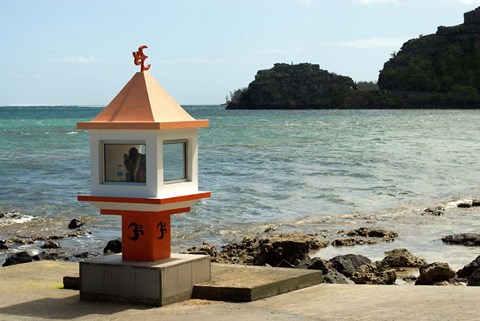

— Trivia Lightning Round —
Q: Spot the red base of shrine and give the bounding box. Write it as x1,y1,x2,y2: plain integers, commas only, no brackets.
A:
121,213,171,261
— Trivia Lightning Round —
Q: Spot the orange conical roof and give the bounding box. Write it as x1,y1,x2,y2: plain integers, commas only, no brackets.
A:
77,72,208,130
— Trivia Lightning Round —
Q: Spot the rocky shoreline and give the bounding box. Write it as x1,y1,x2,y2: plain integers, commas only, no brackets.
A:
185,228,480,286
1,198,480,287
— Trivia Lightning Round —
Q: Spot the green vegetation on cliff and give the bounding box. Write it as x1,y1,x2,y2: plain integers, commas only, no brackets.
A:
379,7,480,96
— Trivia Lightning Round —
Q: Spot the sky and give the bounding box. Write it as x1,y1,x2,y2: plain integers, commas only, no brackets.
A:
1,0,480,105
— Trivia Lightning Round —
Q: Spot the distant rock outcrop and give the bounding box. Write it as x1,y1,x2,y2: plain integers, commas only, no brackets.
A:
379,7,480,101
226,63,355,109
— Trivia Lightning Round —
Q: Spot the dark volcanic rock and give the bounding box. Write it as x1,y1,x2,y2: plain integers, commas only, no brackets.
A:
331,238,377,247
329,254,371,278
0,240,7,250
473,198,480,207
41,241,61,249
422,206,445,216
74,252,95,259
226,63,355,109
382,248,427,267
346,227,398,241
300,257,354,284
2,251,33,267
351,261,397,285
323,269,355,284
457,255,480,278
457,201,473,208
332,227,398,247
305,258,330,274
103,239,122,254
442,233,480,246
33,251,67,261
467,269,480,286
212,233,327,266
188,233,327,266
68,218,85,229
186,242,219,260
415,262,456,285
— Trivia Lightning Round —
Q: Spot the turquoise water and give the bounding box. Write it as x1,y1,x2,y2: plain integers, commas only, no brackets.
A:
1,106,480,268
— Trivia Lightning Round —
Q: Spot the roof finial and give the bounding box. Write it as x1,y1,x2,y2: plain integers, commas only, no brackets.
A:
133,45,151,72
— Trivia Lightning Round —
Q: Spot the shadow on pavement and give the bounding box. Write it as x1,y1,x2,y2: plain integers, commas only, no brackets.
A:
0,293,150,320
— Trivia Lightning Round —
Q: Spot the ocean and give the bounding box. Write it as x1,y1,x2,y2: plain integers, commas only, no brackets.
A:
1,106,479,269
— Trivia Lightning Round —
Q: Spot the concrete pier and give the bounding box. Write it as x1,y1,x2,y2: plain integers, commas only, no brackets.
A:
1,261,480,320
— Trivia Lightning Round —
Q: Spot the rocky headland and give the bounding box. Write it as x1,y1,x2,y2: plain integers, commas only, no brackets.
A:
226,7,480,110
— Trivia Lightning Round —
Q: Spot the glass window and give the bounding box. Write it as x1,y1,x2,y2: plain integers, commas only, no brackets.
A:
163,141,187,182
104,143,146,183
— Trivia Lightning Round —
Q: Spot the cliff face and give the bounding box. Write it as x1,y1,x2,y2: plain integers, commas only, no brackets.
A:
378,7,480,93
226,63,355,109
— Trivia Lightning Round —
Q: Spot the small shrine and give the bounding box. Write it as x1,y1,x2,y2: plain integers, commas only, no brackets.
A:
77,46,211,306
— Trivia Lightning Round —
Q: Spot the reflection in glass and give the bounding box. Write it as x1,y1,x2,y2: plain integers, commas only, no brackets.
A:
164,141,186,182
104,144,146,183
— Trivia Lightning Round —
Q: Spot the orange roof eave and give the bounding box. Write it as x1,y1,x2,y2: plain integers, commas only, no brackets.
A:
77,119,209,130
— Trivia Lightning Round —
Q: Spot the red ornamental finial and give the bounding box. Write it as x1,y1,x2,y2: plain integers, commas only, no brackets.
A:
133,45,151,72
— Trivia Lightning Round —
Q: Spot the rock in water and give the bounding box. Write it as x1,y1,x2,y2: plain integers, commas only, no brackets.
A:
329,254,371,278
351,262,397,285
442,233,480,246
33,251,67,261
103,239,122,254
68,218,84,229
41,241,61,249
346,227,398,240
382,248,427,267
422,206,445,216
415,262,456,285
226,63,355,109
2,251,33,267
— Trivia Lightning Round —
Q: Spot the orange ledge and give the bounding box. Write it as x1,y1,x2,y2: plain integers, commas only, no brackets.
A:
100,207,191,216
77,191,211,204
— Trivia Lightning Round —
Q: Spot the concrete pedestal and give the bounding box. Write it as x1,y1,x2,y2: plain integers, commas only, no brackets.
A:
79,253,210,306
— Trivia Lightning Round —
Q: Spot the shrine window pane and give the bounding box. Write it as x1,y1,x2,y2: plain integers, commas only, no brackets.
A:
104,143,146,183
163,141,187,182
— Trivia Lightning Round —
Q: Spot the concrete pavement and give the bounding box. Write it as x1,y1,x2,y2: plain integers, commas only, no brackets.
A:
0,261,479,320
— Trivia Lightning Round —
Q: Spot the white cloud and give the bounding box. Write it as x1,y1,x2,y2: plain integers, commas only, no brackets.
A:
50,56,97,63
325,37,406,48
